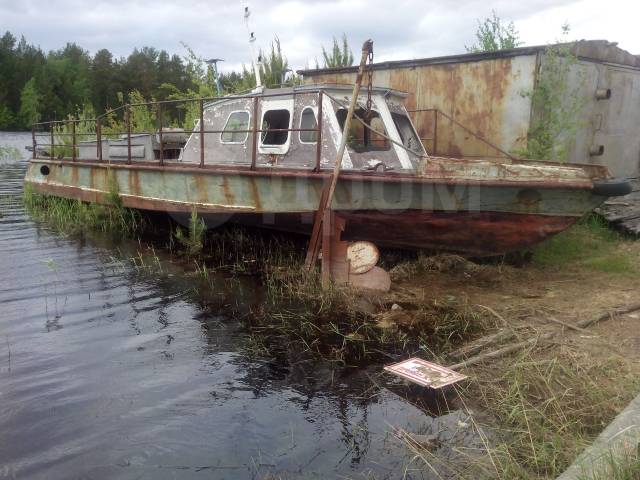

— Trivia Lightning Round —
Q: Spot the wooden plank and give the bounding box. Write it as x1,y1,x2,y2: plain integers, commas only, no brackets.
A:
598,178,640,235
304,40,374,273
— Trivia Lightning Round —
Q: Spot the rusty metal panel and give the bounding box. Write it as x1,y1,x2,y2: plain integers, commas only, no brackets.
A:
304,55,537,159
561,59,640,177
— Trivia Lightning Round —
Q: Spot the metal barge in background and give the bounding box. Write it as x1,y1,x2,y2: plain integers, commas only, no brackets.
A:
299,40,640,179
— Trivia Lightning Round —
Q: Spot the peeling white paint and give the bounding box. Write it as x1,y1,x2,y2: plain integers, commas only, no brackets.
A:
374,94,414,170
322,93,352,169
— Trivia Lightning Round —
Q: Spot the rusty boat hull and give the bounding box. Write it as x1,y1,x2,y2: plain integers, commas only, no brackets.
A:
24,156,620,256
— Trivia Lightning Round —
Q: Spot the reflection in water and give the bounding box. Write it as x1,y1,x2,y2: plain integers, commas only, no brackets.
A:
0,132,483,479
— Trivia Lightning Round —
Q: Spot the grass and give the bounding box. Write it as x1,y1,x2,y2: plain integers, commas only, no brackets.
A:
23,177,142,235
396,347,640,479
457,347,640,479
0,145,21,160
532,215,639,275
174,208,206,257
176,225,492,365
578,450,640,480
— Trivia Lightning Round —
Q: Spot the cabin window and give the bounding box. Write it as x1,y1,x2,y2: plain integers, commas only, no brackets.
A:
336,108,390,152
299,107,318,143
221,111,250,144
391,112,421,151
261,109,291,146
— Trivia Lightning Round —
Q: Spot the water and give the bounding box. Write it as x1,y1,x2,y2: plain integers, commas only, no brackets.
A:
0,132,479,479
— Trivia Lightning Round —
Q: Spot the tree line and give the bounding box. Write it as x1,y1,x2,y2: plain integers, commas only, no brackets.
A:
0,32,355,130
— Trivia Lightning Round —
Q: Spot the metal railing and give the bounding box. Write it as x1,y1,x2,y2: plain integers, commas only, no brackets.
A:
406,108,517,161
31,89,328,172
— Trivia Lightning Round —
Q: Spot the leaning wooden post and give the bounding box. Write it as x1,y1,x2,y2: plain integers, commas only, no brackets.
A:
304,39,373,281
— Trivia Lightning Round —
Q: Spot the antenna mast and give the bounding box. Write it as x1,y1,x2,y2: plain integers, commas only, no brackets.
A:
243,3,263,90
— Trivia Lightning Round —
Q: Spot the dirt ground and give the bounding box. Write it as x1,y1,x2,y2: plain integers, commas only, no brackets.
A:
372,242,640,478
388,260,640,373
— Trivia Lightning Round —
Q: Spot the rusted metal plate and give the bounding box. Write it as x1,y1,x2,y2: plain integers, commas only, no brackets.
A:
303,55,537,159
339,209,577,254
384,357,467,389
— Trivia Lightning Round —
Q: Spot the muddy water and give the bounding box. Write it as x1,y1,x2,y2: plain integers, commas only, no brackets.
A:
0,132,478,479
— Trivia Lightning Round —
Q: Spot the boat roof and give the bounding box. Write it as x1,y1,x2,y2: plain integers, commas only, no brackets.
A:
202,84,409,110
216,84,409,100
288,83,409,98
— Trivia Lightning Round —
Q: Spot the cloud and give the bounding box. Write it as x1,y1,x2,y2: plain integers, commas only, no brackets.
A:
1,0,638,74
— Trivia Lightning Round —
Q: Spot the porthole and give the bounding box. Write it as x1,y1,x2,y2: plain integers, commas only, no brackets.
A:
40,165,50,176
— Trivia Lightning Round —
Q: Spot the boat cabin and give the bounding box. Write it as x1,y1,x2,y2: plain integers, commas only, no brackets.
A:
78,85,425,172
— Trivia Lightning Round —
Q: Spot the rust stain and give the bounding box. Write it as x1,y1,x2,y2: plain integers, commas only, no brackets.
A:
194,175,208,203
440,58,514,157
448,144,463,157
221,176,235,205
26,156,599,255
249,177,262,211
128,170,141,196
340,210,576,255
71,165,78,186
89,167,97,190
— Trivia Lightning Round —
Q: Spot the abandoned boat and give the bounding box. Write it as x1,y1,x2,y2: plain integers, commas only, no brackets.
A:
24,80,631,287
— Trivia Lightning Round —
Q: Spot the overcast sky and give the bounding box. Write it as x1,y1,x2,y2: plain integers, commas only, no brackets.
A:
1,0,638,73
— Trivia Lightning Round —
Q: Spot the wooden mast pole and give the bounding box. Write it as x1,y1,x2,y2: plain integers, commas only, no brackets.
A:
304,39,373,276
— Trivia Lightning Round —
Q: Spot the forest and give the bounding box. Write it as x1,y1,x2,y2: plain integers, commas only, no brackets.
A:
0,31,353,130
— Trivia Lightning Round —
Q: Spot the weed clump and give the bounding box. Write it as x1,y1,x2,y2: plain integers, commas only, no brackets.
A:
23,179,141,235
183,226,489,364
0,145,21,160
174,209,206,257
